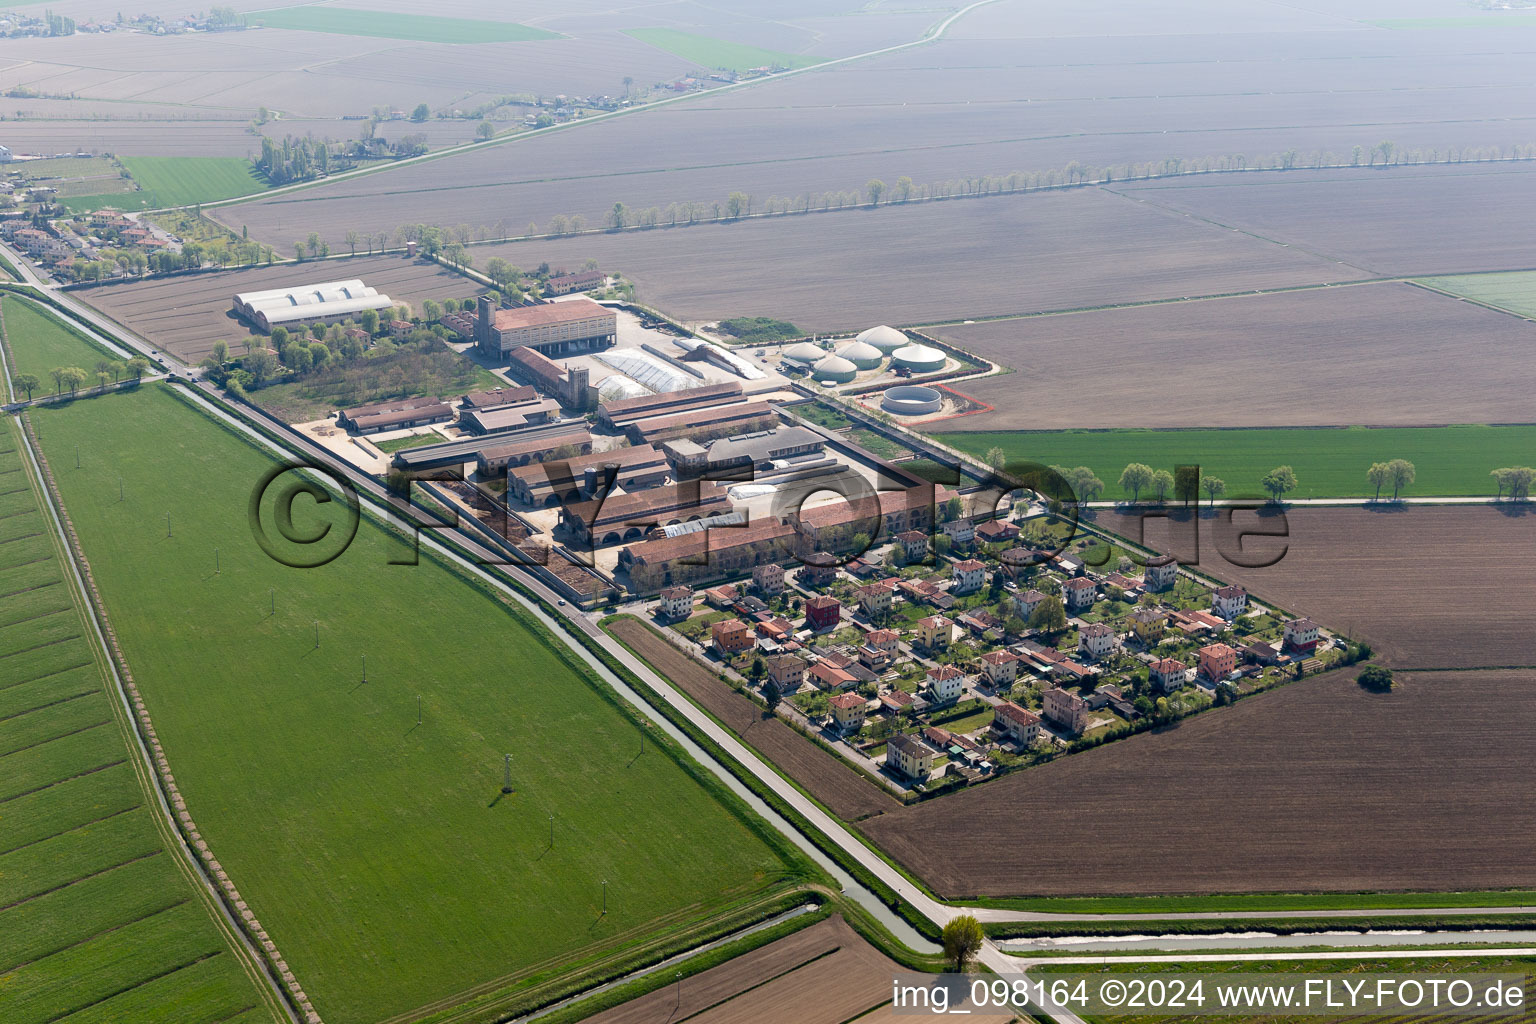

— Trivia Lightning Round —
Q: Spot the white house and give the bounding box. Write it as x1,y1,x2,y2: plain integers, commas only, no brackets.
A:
1042,687,1089,733
1145,556,1178,590
1077,622,1117,661
941,517,975,547
979,650,1020,688
1212,584,1248,620
926,664,965,703
885,733,937,782
950,558,987,595
1148,657,1188,693
656,586,692,621
1063,577,1096,611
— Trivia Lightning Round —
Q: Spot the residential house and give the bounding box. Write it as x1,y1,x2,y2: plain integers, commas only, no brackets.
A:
1062,577,1097,611
1243,640,1280,665
808,659,857,691
766,654,806,692
1042,687,1089,733
655,586,692,621
1077,622,1117,661
712,619,753,657
993,701,1041,745
885,733,937,782
926,664,965,703
950,558,987,595
879,689,916,714
859,628,900,671
979,650,1020,689
896,529,928,562
752,561,786,596
804,595,841,632
975,519,1019,545
829,692,867,732
755,617,793,644
704,584,739,609
1012,588,1047,621
1127,605,1166,644
1197,642,1238,682
856,578,897,618
1212,585,1248,620
1283,617,1321,655
1149,657,1188,693
916,615,953,650
1145,555,1179,590
941,517,975,547
797,563,838,588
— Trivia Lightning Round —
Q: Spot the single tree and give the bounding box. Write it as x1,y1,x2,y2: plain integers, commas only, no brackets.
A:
1357,665,1394,692
609,202,628,230
49,366,66,394
59,367,88,394
1028,596,1067,634
344,230,359,255
943,495,964,522
866,178,886,206
1149,469,1174,503
1261,465,1298,502
410,102,430,122
476,120,495,141
762,679,782,712
1387,458,1415,500
985,445,1007,470
1118,462,1154,502
210,340,229,366
1509,467,1535,501
126,356,150,380
1174,465,1200,507
1201,476,1225,508
942,915,983,972
14,373,39,400
1366,461,1388,501
1069,466,1104,505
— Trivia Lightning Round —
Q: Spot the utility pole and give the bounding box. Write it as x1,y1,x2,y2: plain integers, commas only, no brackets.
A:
548,813,554,847
215,548,220,574
74,445,79,469
314,621,320,648
417,694,422,725
602,880,607,914
166,511,171,538
269,588,275,616
501,753,512,794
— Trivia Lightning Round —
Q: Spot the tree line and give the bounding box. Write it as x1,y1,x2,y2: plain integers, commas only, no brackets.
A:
12,357,150,401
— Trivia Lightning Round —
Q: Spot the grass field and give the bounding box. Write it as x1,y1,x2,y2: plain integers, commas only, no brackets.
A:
26,384,803,1024
936,424,1536,500
2,295,123,398
0,417,280,1024
625,28,815,72
1417,271,1536,319
254,7,561,43
117,157,271,209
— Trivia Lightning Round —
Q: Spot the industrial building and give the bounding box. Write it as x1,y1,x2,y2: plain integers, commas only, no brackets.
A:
459,399,561,435
627,401,778,445
595,381,744,431
661,426,825,477
233,280,396,332
474,424,593,473
560,483,733,546
505,345,599,413
473,296,616,358
505,444,671,507
337,396,452,435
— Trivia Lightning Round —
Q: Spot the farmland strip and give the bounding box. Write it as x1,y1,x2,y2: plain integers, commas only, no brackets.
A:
0,719,113,761
41,950,223,1024
0,896,189,975
0,530,45,545
0,555,60,575
0,848,160,912
0,800,139,857
0,660,95,693
0,688,96,724
0,633,85,663
0,506,38,520
0,605,70,630
0,579,62,600
0,757,128,804
674,947,842,1024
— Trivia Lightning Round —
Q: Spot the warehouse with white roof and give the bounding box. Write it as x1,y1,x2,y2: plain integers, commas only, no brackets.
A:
233,279,396,332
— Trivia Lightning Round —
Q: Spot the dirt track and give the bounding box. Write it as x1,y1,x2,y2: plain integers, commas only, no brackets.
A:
607,618,897,822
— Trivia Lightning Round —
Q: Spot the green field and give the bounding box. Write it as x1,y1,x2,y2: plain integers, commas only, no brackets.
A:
625,28,816,72
1417,271,1536,319
117,157,272,209
936,424,1536,500
27,385,802,1024
2,294,123,398
254,6,561,43
0,417,281,1024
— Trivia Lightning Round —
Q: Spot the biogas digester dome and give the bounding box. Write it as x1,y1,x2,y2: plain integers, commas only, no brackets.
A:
856,325,907,353
781,341,825,364
835,340,884,369
812,353,858,383
891,343,946,373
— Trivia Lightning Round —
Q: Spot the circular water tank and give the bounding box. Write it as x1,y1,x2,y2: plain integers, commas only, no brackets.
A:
835,340,883,369
891,343,946,374
811,354,857,383
782,341,824,364
881,384,944,417
857,325,907,353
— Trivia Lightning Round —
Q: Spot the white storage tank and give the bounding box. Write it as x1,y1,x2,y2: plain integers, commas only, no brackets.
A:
811,353,858,383
835,339,883,370
856,325,907,353
891,343,946,374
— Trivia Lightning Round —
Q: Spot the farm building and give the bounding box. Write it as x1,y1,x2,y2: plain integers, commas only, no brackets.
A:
474,296,616,358
506,443,670,506
337,396,452,435
459,399,561,435
595,381,743,430
234,279,395,332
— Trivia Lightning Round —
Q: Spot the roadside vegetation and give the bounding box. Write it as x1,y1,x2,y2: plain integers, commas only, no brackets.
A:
942,425,1536,499
27,385,811,1024
1,294,128,396
0,417,280,1024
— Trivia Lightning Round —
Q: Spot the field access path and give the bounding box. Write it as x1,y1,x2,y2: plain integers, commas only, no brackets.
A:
12,270,1536,1024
